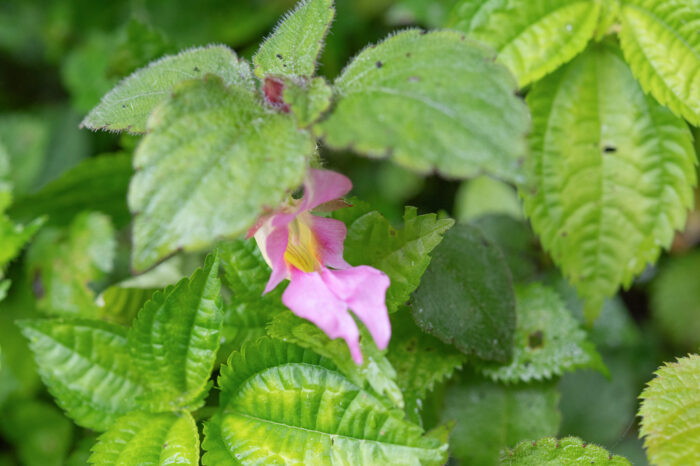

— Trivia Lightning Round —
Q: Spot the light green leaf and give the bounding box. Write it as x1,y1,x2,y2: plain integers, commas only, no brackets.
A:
454,175,523,222
316,29,529,183
442,371,560,466
203,338,448,465
619,0,700,125
501,436,631,465
128,76,313,271
0,194,43,271
9,152,132,229
639,354,700,466
521,42,696,322
89,411,199,466
447,0,601,87
267,310,404,408
26,212,115,317
0,114,50,195
650,251,700,350
97,286,158,327
386,310,465,422
475,283,607,382
19,318,146,431
339,207,454,312
81,45,255,134
253,0,335,78
129,254,222,411
411,223,516,362
283,76,333,127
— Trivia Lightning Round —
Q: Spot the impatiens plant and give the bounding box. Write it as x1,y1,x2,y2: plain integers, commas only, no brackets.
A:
0,0,699,464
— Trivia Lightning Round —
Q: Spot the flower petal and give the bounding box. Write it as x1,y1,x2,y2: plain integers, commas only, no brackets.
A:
321,266,391,350
282,269,363,364
256,224,291,294
310,216,351,269
300,169,352,212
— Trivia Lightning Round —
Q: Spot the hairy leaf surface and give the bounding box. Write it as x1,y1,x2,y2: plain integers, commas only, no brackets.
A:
204,338,448,465
129,254,222,410
316,29,529,183
128,76,313,271
89,412,199,465
20,319,146,431
639,354,700,466
521,42,696,321
502,437,631,465
619,0,700,125
81,45,254,133
475,284,607,382
447,0,601,87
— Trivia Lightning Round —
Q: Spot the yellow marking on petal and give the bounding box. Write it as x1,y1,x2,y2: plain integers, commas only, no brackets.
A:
284,213,321,272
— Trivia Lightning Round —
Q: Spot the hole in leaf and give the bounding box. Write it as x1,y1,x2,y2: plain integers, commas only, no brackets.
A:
603,145,617,153
32,269,45,298
528,330,544,349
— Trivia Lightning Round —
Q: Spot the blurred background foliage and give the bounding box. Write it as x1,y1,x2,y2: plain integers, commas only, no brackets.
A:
0,1,697,465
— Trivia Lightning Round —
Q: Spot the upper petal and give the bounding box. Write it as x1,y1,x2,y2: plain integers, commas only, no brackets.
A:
321,266,391,350
282,268,363,364
300,169,353,212
310,215,351,270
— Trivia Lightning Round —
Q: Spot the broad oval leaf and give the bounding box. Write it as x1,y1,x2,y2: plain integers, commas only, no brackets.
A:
203,338,447,465
475,283,607,383
619,0,700,125
447,0,601,87
639,354,700,466
19,318,146,431
128,76,314,271
253,0,335,78
521,42,696,321
502,436,631,465
81,45,254,133
89,411,199,466
411,223,516,362
316,29,530,183
129,254,223,410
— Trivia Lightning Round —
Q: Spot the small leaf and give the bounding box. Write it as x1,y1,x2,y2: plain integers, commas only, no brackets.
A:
339,206,454,312
521,42,696,322
267,310,404,408
9,152,132,229
19,318,146,431
204,338,447,465
129,253,223,411
26,212,115,317
89,411,199,466
639,354,700,466
0,113,50,195
81,45,255,134
619,0,700,125
253,0,335,78
128,76,314,271
411,223,516,362
283,76,333,127
316,29,529,183
0,195,43,271
502,436,631,465
475,283,607,382
447,0,601,87
442,371,560,466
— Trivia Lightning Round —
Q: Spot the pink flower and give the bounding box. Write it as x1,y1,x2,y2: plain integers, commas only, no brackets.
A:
249,169,390,364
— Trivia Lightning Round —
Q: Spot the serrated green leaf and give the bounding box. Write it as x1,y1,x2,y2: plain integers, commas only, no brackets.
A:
639,354,700,466
650,251,700,350
475,283,607,382
442,371,560,466
267,310,404,408
386,310,465,422
501,436,631,465
283,76,333,127
253,0,335,78
0,195,43,271
129,254,222,411
447,0,601,87
89,411,199,466
204,337,448,465
81,45,255,134
19,318,146,431
454,175,523,222
9,152,132,229
521,42,696,322
97,286,158,327
26,212,115,317
619,0,700,125
316,29,529,183
339,207,454,313
128,76,313,271
411,223,516,362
